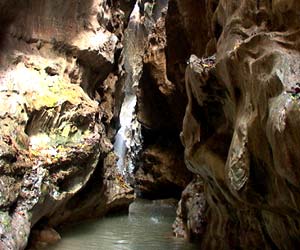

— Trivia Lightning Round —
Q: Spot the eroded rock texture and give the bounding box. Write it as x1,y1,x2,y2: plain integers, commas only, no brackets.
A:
174,0,300,249
0,1,135,249
135,0,192,198
1,0,300,249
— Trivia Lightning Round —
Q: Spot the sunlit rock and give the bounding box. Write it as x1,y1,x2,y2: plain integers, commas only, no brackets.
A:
0,0,135,249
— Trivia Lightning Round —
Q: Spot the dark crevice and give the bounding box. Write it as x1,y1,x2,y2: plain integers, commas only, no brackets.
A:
214,21,223,40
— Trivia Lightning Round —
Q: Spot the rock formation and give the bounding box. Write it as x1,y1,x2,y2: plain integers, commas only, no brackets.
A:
1,0,300,249
0,1,135,249
172,0,300,249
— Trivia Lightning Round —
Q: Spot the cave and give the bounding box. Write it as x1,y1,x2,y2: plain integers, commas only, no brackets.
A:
1,0,300,249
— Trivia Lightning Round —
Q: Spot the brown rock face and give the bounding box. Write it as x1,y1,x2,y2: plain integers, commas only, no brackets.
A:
0,1,135,249
173,176,207,240
134,1,193,198
1,0,300,249
135,141,191,199
174,0,300,249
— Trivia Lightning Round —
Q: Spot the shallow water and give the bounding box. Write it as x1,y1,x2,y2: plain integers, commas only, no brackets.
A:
46,199,198,250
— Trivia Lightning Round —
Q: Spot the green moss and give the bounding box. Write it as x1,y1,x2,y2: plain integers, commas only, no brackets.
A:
40,183,48,196
26,77,84,109
0,211,12,231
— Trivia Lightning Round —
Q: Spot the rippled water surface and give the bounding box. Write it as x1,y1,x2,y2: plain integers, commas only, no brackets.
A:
47,199,198,250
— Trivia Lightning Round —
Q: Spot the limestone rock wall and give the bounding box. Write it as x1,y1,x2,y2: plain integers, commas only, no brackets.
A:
174,0,300,249
0,1,135,249
1,0,300,249
135,0,193,198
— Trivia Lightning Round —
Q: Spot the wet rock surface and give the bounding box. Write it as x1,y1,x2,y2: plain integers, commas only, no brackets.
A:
0,1,135,249
135,0,192,199
1,0,300,249
172,177,207,240
28,227,61,249
135,141,192,199
173,0,300,249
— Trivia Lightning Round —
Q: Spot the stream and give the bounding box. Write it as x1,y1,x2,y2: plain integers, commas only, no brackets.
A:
46,199,198,250
46,2,194,250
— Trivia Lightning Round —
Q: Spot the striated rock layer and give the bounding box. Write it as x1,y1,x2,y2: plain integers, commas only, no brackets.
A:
1,0,300,249
0,1,135,249
172,0,300,249
135,0,192,198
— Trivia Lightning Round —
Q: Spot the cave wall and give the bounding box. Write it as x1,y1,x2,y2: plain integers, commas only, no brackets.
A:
0,1,136,249
173,0,300,249
1,0,300,249
135,7,193,198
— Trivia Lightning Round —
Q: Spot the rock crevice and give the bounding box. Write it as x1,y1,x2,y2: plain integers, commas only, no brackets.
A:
1,0,300,249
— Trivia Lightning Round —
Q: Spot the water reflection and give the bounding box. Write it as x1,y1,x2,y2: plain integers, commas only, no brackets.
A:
46,199,198,250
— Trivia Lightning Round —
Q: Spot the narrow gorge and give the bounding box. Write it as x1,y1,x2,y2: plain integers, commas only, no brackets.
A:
0,0,300,249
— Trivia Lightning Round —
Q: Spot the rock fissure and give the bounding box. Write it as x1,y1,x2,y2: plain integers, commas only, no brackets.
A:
1,0,300,249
